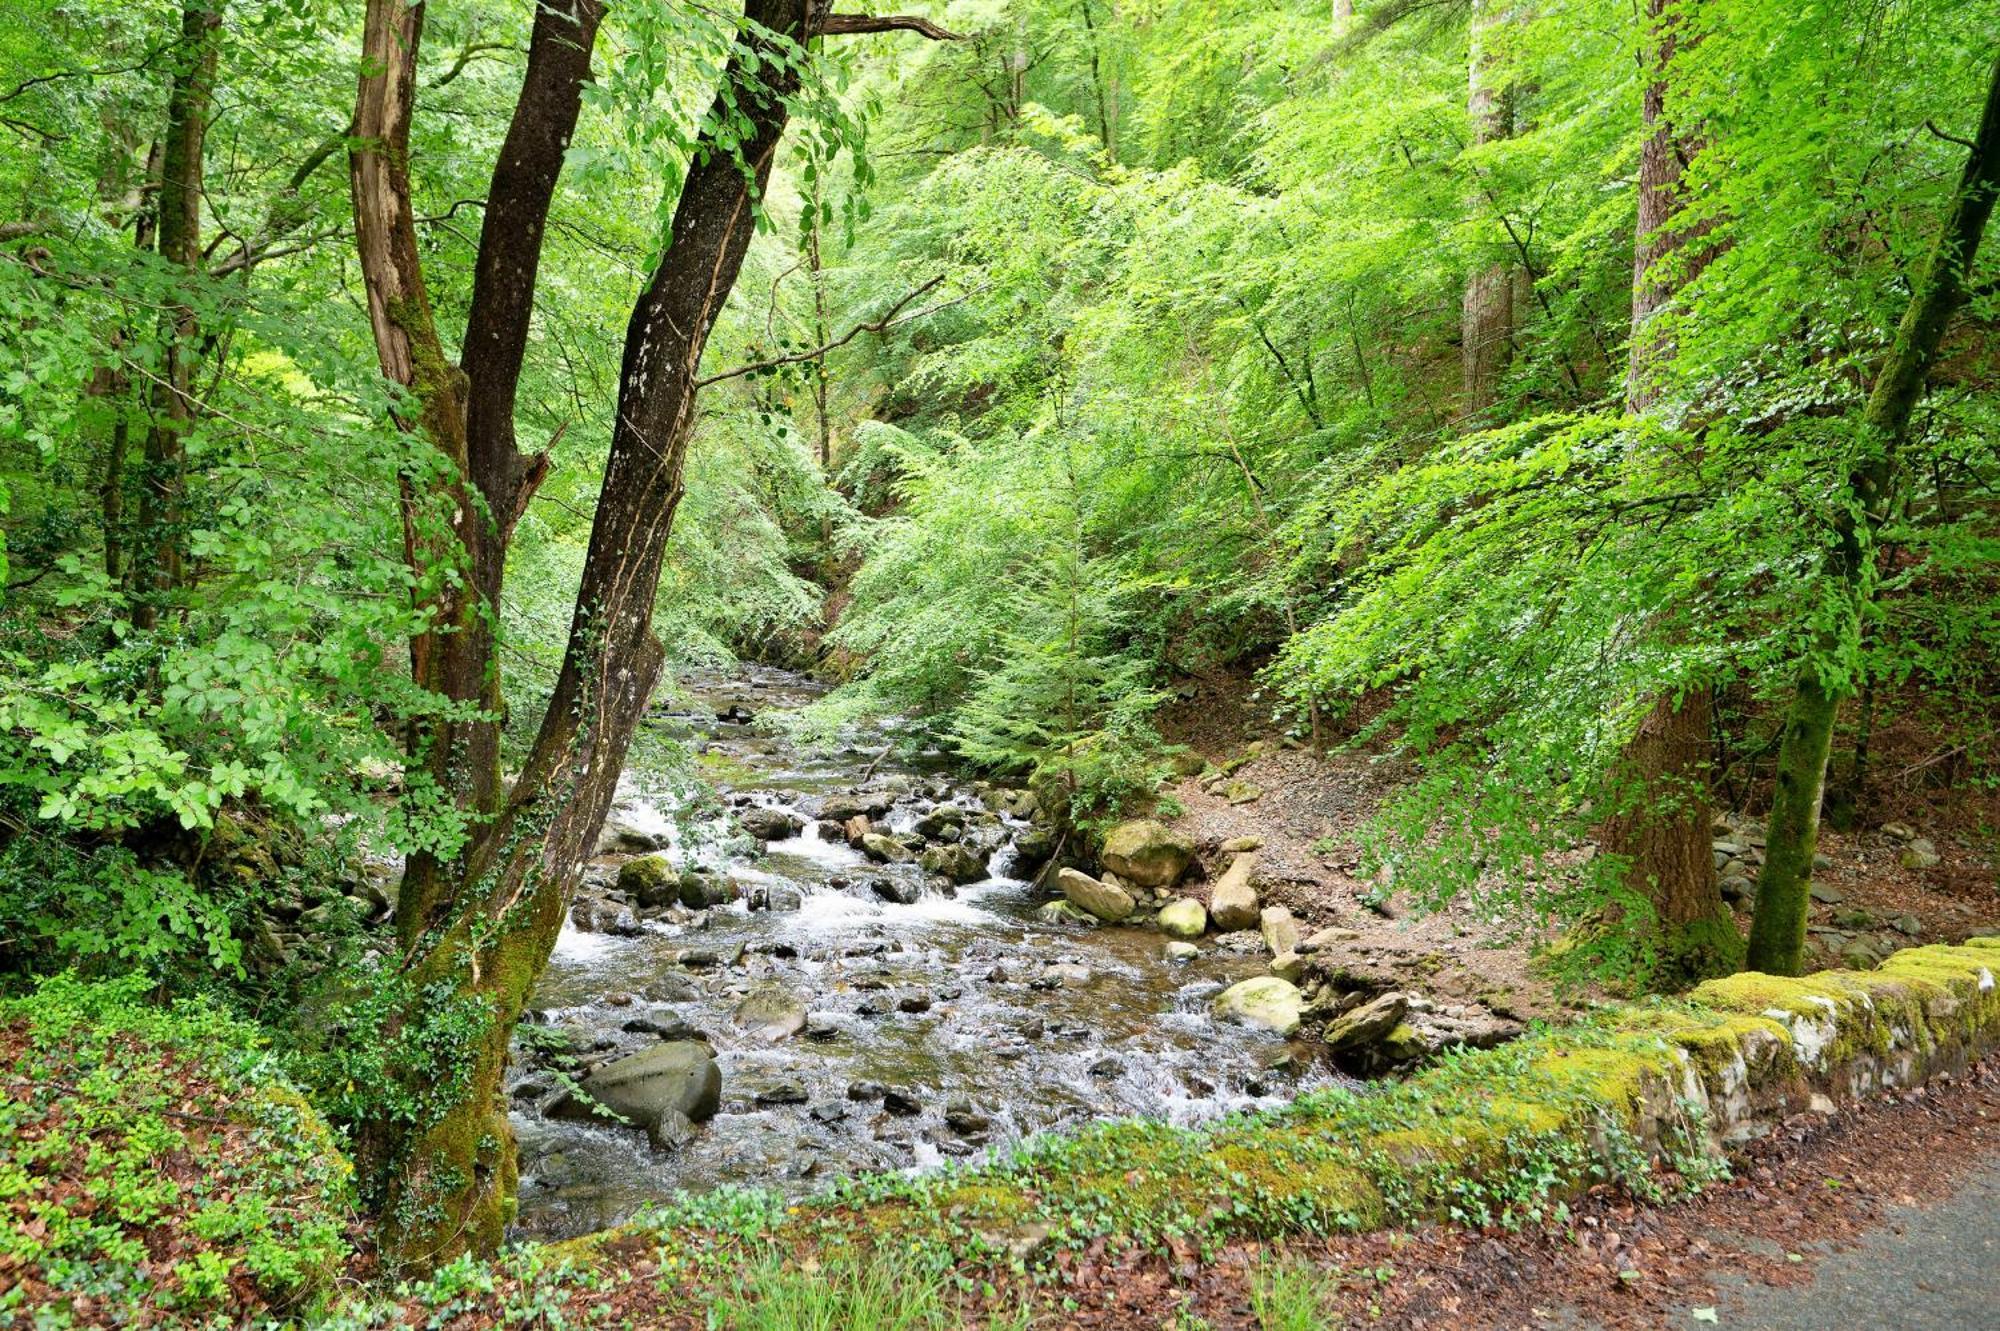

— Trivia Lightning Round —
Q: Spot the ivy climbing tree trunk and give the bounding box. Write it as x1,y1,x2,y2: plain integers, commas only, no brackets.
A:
1599,0,1733,986
345,0,954,1268
1747,56,2000,976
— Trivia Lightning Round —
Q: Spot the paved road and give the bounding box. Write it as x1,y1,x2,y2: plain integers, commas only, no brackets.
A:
1699,1154,2000,1330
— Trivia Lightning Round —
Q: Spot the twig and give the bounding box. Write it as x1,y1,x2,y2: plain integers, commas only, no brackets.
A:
695,275,949,386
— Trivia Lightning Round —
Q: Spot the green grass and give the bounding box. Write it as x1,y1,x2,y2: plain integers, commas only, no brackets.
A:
1249,1254,1340,1331
707,1251,1036,1330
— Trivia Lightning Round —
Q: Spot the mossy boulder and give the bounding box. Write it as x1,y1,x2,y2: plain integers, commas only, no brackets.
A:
549,1041,721,1130
1208,852,1260,931
1212,976,1304,1035
1157,897,1207,939
1099,820,1194,888
921,843,989,884
617,853,679,906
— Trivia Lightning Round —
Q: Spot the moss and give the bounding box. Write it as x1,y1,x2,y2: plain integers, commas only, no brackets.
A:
1692,972,1854,1021
1526,1041,1673,1112
1656,1014,1794,1081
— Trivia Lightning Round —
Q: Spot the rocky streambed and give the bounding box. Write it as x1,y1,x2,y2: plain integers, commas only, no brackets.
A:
506,666,1354,1240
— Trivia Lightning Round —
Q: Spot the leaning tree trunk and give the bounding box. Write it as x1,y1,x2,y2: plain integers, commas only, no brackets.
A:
130,0,220,628
1747,56,2000,976
1598,0,1734,987
350,0,858,1268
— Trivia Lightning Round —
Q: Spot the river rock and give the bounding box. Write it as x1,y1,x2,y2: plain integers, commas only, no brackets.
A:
860,832,915,864
1322,991,1408,1054
870,876,921,905
621,1014,700,1041
1011,824,1057,871
679,871,738,910
1297,926,1360,952
739,806,804,841
1260,905,1301,957
755,1081,809,1106
1035,899,1100,927
1211,976,1303,1035
1269,950,1307,983
1157,897,1207,939
598,814,665,854
1163,940,1199,963
920,843,988,884
732,983,808,1043
1058,867,1134,922
647,1107,699,1152
823,792,893,821
916,805,968,839
548,1041,720,1128
617,853,678,905
882,1088,924,1117
1208,852,1260,931
1100,820,1194,887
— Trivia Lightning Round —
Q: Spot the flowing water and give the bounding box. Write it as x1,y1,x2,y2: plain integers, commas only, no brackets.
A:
509,665,1345,1240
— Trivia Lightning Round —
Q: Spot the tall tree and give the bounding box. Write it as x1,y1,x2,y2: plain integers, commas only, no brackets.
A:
130,0,221,627
1747,55,2000,976
1598,0,1733,984
1460,0,1516,415
346,0,953,1266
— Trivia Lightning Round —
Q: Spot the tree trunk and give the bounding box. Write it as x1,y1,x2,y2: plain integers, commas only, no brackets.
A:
131,0,220,628
348,0,871,1268
1461,0,1516,415
1599,0,1733,986
1748,56,2000,976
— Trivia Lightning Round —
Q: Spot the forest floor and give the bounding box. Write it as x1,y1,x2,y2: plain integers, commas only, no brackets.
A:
1152,669,2000,1027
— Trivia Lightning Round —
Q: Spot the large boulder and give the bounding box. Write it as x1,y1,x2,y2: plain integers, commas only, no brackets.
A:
1099,820,1194,888
678,870,738,910
1322,991,1409,1054
1211,976,1303,1036
822,792,893,821
732,983,808,1043
597,813,665,854
739,806,804,842
548,1041,720,1128
617,853,678,907
1058,867,1134,922
920,843,988,885
1157,897,1207,939
1208,852,1261,931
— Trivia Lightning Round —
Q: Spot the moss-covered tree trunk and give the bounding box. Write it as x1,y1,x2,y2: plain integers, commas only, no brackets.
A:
1747,56,2000,975
1601,0,1734,986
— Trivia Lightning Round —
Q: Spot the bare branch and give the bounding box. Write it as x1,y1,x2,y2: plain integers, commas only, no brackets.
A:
696,275,949,386
820,13,964,40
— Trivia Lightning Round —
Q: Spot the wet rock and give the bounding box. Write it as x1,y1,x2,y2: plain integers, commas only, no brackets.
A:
896,990,934,1014
732,983,808,1043
1211,976,1304,1036
856,994,894,1017
679,871,739,910
676,948,722,969
1260,905,1301,957
1208,853,1261,931
643,974,700,1003
597,814,665,854
1100,820,1194,888
621,1015,701,1041
1034,900,1099,927
746,884,804,912
944,1099,991,1135
870,876,922,905
1322,991,1408,1054
1058,867,1134,922
860,832,915,864
804,1014,843,1041
915,805,968,839
846,1080,888,1101
881,1088,923,1117
1010,824,1057,870
717,703,755,724
1157,897,1207,939
810,1101,849,1124
843,815,874,848
920,843,988,884
755,1081,809,1106
1087,1056,1121,1079
1163,940,1200,963
648,1107,699,1153
822,792,893,821
548,1041,720,1128
739,806,804,841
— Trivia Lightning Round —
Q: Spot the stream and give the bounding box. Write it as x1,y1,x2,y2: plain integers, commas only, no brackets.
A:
508,665,1345,1240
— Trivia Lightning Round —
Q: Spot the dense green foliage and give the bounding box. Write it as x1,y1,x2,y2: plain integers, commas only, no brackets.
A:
0,973,353,1323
